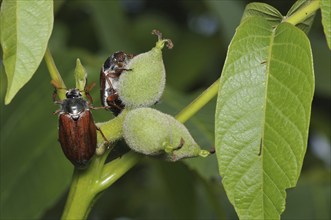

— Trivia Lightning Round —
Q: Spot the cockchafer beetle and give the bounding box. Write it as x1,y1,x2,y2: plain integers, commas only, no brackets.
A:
53,85,107,169
100,51,134,116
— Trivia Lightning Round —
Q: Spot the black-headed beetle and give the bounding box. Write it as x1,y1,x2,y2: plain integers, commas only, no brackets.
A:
54,88,105,169
100,51,133,116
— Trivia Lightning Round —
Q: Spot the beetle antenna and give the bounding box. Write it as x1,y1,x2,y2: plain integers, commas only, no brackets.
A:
82,82,96,104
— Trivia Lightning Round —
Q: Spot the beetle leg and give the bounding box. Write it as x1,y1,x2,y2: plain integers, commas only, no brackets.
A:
52,90,63,105
53,109,61,115
106,71,120,78
96,126,109,143
51,82,64,116
104,74,115,88
90,105,108,110
52,89,58,102
51,79,67,103
106,94,123,110
119,68,132,72
106,68,132,78
84,92,93,104
107,102,123,111
85,82,96,93
82,82,96,104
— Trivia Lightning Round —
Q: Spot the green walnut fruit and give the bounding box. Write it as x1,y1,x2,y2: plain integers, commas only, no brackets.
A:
118,30,173,109
123,107,211,161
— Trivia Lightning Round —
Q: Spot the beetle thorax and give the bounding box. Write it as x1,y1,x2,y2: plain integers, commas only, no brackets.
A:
61,98,88,120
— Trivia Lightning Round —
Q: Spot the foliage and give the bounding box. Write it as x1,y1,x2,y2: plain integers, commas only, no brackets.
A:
216,16,314,220
0,0,53,104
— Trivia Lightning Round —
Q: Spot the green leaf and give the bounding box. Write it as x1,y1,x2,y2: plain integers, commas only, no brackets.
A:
286,0,316,34
215,17,314,219
241,3,283,26
321,0,331,49
0,0,53,104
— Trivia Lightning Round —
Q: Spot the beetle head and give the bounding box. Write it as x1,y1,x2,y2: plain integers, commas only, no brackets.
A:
66,89,82,99
103,51,132,72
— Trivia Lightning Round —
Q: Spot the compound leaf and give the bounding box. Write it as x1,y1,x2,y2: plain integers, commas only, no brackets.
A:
215,17,314,219
321,0,331,49
0,0,53,104
241,3,283,26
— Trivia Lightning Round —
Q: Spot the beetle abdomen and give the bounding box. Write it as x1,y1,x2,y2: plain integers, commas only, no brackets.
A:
59,110,96,169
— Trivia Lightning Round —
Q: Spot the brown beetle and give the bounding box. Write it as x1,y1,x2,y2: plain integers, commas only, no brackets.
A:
100,51,134,116
54,88,105,169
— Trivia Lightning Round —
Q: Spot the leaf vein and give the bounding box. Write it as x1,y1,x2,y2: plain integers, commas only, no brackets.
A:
271,57,311,91
264,146,291,184
265,122,298,171
263,170,284,212
233,160,257,190
269,73,307,120
266,99,304,144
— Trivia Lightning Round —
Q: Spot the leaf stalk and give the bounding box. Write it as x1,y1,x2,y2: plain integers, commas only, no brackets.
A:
283,0,320,25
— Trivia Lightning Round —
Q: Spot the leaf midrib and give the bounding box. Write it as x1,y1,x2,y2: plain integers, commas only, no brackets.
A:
261,22,276,218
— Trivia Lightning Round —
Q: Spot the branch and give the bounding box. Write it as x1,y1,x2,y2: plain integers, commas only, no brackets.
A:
44,48,66,99
176,78,220,123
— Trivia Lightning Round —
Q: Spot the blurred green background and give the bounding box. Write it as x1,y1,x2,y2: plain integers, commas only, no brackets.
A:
1,0,330,219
